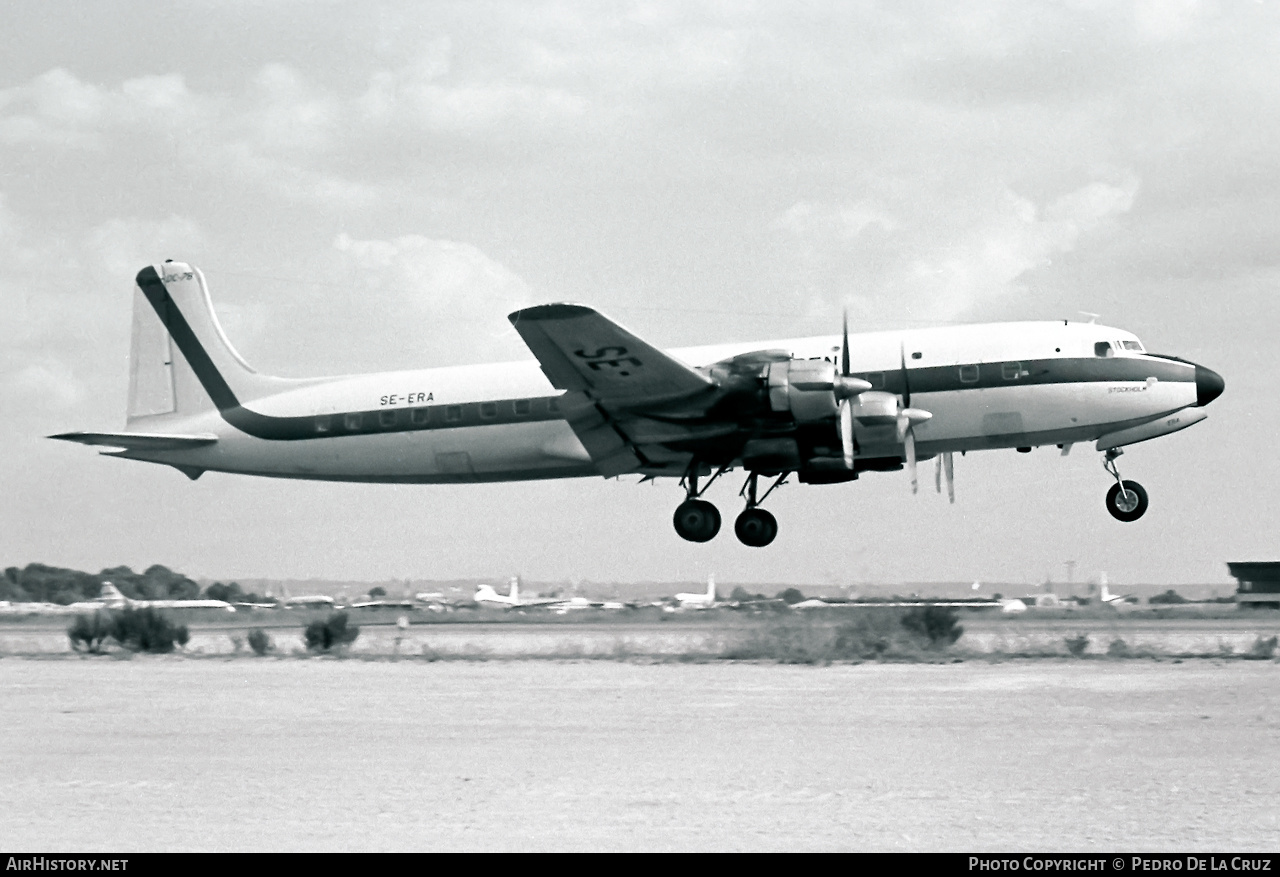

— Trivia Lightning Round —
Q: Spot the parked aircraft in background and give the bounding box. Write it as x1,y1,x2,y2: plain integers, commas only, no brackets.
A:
674,575,719,609
1098,578,1137,606
52,262,1224,546
474,577,565,609
281,595,335,609
72,582,235,613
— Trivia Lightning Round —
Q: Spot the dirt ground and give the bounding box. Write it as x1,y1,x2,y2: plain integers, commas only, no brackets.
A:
2,659,1277,851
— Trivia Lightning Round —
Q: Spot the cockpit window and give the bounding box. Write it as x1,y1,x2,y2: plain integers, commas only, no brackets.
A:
1121,340,1143,351
1094,341,1113,358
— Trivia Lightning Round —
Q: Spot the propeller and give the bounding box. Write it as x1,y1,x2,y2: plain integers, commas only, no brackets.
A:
834,310,871,469
895,343,933,493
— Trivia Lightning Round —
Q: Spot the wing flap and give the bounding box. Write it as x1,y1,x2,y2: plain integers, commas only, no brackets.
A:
49,431,218,451
556,393,645,477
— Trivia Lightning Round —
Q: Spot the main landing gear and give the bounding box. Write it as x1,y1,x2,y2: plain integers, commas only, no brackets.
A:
673,466,724,543
672,468,787,547
1102,448,1148,522
734,471,784,547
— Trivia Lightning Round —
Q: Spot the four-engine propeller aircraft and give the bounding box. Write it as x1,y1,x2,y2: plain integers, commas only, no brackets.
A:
52,262,1224,546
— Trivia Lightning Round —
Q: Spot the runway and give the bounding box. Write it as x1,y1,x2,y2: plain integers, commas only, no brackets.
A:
2,659,1277,851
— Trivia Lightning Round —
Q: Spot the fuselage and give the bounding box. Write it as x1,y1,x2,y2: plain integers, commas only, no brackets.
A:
111,319,1215,483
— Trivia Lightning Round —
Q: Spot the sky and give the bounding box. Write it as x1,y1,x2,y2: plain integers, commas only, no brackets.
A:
2,0,1275,587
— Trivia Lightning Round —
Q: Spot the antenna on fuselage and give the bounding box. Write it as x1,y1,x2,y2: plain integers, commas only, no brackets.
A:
1078,311,1100,324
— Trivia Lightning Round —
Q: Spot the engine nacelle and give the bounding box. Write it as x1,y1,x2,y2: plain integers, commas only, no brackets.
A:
766,359,839,422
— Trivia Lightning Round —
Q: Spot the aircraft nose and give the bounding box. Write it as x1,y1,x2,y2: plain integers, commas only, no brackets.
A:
1194,364,1225,407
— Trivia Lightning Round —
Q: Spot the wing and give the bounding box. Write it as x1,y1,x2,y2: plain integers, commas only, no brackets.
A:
510,304,734,477
508,304,715,409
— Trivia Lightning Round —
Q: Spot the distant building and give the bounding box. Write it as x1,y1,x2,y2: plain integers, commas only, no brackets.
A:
1227,563,1280,609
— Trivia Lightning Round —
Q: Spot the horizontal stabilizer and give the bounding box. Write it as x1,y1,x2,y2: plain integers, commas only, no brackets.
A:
48,431,218,451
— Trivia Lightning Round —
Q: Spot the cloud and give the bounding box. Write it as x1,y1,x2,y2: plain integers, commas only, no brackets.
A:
0,204,206,426
331,232,535,366
4,361,83,411
0,68,204,147
771,177,1140,322
85,215,206,280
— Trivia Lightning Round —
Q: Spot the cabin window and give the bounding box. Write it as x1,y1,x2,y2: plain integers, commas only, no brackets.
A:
1121,340,1144,351
446,405,463,422
863,372,885,389
314,415,331,434
514,399,531,416
1001,362,1026,380
379,410,397,428
344,413,363,430
959,364,980,384
1094,341,1114,358
480,401,498,418
410,408,429,426
911,351,923,360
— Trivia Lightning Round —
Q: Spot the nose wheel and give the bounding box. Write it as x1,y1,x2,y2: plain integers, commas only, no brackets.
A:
1102,449,1148,522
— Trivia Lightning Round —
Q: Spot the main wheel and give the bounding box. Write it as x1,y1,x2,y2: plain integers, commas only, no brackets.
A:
673,500,721,542
734,508,778,547
1105,480,1148,522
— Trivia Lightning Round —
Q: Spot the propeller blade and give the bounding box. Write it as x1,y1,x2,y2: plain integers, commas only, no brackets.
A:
935,455,942,494
905,428,918,494
896,411,909,444
944,451,955,504
839,398,855,468
900,342,911,408
842,309,850,376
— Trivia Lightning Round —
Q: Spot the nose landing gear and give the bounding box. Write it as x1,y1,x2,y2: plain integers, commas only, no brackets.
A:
1102,449,1148,522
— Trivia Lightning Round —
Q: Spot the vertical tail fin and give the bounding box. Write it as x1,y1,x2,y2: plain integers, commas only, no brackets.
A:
707,574,716,602
510,576,520,603
128,262,286,428
98,582,128,608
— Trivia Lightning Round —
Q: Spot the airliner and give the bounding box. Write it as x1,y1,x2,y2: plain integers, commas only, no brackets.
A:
674,575,720,608
52,262,1224,547
474,576,564,608
71,582,235,613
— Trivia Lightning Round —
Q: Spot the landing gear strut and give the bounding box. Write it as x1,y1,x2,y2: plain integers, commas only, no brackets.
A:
673,467,723,542
734,471,787,547
1102,449,1148,522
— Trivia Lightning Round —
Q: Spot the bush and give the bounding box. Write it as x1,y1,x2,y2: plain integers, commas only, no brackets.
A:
777,588,806,605
304,612,359,653
726,607,962,663
109,607,189,653
1149,589,1189,605
1248,635,1278,660
1065,634,1090,657
67,612,112,653
1107,637,1132,658
247,628,273,656
899,606,964,648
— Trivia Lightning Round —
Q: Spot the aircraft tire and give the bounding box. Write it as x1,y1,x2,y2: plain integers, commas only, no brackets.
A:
734,508,778,547
673,500,721,542
1105,480,1148,522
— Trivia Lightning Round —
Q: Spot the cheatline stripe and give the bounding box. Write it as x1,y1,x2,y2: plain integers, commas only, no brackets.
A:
136,266,1193,443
